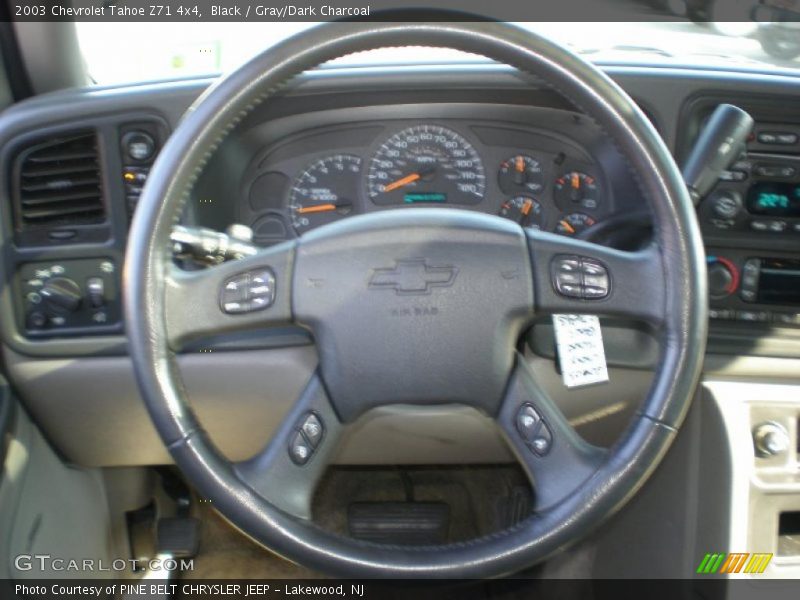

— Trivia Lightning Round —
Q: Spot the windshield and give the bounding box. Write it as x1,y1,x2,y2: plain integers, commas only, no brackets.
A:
75,21,800,85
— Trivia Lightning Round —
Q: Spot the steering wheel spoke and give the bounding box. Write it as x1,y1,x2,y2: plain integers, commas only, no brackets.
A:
497,357,607,511
234,372,343,520
527,229,666,327
164,240,296,348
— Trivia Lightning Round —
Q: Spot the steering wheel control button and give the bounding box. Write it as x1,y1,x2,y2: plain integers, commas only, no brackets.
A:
288,431,312,465
516,404,542,440
530,423,553,457
301,413,324,449
515,404,553,457
220,268,276,314
552,255,610,300
288,412,325,465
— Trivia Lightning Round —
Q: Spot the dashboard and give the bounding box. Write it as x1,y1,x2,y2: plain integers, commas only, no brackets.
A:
234,105,619,246
1,69,800,362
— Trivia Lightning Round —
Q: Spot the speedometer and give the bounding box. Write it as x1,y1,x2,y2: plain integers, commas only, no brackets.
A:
367,125,485,205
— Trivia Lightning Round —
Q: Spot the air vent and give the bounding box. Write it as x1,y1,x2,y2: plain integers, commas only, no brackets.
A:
14,131,106,229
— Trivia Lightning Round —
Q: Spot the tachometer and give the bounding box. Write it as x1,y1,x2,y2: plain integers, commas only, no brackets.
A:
288,154,361,234
367,125,485,205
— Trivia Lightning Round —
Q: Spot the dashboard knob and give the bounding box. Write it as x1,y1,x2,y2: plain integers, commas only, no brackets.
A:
40,277,82,312
709,190,743,219
707,257,739,299
753,421,790,457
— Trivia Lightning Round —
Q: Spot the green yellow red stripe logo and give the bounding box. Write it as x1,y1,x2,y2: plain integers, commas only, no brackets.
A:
696,552,772,574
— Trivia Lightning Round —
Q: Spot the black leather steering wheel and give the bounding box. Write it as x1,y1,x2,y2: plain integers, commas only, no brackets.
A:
124,21,707,578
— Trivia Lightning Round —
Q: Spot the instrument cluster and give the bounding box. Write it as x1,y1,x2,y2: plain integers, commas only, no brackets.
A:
246,119,611,242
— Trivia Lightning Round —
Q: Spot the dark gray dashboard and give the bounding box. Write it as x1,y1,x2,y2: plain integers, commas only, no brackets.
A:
1,63,799,361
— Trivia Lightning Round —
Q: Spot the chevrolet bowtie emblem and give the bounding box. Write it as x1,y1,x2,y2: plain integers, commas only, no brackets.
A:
368,259,458,295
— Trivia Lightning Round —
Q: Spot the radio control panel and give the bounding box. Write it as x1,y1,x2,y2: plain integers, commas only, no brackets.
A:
701,153,800,237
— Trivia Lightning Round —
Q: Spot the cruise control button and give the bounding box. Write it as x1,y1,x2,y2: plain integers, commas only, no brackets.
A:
301,413,324,448
221,268,276,314
516,404,542,442
557,283,583,298
530,423,553,457
583,286,609,299
289,431,312,465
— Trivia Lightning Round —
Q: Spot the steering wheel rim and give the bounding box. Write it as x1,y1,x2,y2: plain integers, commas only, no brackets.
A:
124,21,707,578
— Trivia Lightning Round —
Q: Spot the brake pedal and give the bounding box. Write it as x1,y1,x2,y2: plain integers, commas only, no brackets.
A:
156,517,200,558
348,502,449,545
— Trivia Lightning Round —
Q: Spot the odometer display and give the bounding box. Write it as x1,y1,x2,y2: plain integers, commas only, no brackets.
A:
367,125,486,205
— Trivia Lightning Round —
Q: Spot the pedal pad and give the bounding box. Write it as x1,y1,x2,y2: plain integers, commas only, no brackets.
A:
348,502,449,545
156,517,200,558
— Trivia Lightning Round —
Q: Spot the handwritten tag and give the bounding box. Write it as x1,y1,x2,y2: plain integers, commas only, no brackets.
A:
552,314,609,388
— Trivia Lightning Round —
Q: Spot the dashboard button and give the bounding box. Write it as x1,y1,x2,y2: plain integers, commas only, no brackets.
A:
122,131,156,162
736,310,769,322
751,220,769,231
768,220,787,232
709,308,735,320
773,312,800,326
757,132,778,144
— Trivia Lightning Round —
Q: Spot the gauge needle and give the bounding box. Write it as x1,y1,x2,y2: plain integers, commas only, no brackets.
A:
382,172,421,193
296,202,351,215
516,156,524,172
571,173,580,189
521,199,533,216
559,219,576,234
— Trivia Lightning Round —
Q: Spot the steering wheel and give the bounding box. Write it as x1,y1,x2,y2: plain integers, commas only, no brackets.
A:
124,21,707,578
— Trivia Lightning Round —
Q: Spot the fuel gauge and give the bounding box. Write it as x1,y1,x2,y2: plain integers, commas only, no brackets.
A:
555,212,596,236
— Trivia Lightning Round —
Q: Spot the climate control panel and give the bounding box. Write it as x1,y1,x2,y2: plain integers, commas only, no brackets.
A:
706,251,800,327
18,258,122,337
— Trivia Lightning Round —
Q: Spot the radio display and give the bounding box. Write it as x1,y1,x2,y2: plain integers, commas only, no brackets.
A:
747,183,800,217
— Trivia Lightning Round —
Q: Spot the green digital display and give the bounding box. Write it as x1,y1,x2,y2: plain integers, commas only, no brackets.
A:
404,193,447,204
756,193,790,210
747,183,800,217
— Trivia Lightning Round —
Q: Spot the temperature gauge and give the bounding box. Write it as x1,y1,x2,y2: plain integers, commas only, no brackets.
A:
499,196,544,228
498,155,544,195
554,171,600,210
555,213,596,236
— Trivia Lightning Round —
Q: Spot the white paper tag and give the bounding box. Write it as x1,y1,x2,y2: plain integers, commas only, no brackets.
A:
552,314,609,389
